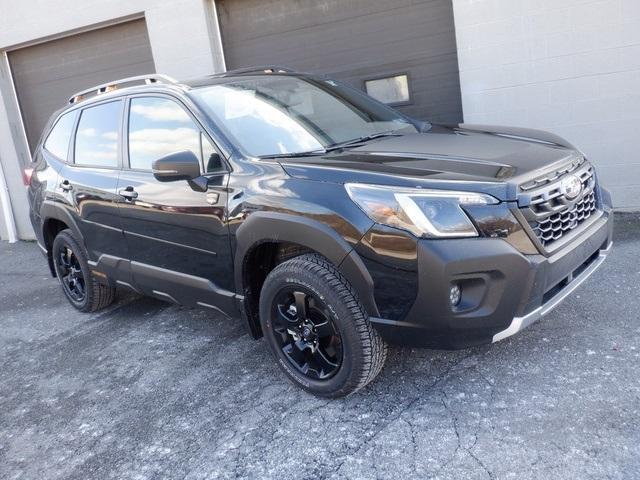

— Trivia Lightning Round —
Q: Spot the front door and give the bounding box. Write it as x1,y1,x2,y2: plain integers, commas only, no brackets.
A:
116,95,235,314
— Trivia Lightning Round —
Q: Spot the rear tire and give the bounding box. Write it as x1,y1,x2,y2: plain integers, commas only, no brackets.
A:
259,254,387,397
52,229,115,312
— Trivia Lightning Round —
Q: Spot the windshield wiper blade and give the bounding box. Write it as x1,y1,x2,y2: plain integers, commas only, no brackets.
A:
324,131,404,152
257,131,405,158
258,149,327,159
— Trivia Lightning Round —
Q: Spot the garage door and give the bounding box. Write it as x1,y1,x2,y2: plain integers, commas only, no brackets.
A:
217,0,462,123
8,19,155,154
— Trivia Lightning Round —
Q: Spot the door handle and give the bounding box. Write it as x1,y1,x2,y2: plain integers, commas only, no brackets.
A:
206,192,219,205
60,180,73,191
118,186,138,200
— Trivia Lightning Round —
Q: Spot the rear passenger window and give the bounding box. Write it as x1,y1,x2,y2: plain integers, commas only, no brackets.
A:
128,97,201,171
44,111,77,160
74,101,121,167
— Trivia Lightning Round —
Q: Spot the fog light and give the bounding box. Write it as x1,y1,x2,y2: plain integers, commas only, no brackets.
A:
449,284,461,307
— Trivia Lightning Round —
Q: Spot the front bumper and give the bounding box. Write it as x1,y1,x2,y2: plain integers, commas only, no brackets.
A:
492,241,612,342
369,208,613,349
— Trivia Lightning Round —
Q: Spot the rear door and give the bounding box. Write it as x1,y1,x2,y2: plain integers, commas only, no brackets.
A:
116,94,235,313
58,99,129,280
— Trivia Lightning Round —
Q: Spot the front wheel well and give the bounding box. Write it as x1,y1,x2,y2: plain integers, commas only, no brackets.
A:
42,218,69,276
242,241,314,338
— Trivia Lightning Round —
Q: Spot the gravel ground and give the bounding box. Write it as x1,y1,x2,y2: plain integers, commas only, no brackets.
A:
1,214,639,480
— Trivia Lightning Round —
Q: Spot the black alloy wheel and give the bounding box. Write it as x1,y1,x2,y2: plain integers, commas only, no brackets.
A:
51,229,116,312
259,254,387,397
272,287,343,380
56,243,86,303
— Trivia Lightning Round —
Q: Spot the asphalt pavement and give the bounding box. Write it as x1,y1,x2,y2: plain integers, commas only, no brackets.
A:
1,214,639,479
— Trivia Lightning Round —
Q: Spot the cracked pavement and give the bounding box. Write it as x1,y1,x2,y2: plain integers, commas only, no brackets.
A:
1,214,639,479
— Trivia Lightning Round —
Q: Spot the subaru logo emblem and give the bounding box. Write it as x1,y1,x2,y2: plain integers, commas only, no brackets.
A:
562,174,582,200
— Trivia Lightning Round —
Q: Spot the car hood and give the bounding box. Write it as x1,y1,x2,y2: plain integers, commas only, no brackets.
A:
277,124,582,201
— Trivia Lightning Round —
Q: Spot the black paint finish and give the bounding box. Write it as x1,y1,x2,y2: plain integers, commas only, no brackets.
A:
27,70,614,349
278,124,581,201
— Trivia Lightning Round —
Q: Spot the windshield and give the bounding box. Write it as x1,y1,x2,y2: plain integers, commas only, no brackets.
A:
190,76,418,157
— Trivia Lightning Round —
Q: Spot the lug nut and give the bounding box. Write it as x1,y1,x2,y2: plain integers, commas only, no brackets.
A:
449,284,461,307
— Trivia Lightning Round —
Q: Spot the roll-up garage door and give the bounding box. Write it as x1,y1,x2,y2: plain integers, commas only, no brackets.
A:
8,18,155,154
216,0,462,123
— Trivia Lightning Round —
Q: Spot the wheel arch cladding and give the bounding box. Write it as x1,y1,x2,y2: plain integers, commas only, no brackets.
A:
40,204,85,277
234,212,380,337
41,202,85,247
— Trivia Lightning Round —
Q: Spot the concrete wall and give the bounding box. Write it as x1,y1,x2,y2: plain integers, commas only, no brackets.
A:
453,0,640,210
0,54,32,241
0,1,224,77
0,0,225,240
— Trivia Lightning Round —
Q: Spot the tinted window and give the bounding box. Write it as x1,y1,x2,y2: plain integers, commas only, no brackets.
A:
44,111,77,160
128,97,201,171
74,101,121,167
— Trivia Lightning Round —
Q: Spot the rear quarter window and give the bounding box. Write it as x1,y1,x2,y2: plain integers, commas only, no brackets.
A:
43,111,77,160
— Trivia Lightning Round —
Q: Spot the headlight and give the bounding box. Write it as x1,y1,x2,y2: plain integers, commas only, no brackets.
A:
345,183,498,238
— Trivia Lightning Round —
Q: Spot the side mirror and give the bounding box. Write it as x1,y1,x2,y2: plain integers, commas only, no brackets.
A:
152,150,201,182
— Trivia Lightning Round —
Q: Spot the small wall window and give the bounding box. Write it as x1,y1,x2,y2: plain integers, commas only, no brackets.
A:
44,111,77,160
364,74,411,106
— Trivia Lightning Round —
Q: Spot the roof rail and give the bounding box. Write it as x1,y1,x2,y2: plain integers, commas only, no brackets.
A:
213,65,295,78
68,74,178,104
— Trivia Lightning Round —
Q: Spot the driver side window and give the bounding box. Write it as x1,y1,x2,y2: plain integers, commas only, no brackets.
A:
128,96,221,172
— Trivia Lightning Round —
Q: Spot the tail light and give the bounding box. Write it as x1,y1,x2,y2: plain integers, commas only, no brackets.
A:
23,167,34,186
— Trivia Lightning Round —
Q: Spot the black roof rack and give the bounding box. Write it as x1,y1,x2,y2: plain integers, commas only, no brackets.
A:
211,65,295,78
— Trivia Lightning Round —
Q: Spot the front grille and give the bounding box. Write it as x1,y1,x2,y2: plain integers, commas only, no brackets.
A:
519,160,600,250
519,155,585,191
531,190,597,246
528,165,595,216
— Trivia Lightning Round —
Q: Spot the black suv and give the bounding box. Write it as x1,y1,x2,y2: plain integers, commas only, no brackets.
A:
27,68,613,397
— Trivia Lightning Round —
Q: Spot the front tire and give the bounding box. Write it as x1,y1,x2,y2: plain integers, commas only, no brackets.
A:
52,229,115,312
259,254,387,397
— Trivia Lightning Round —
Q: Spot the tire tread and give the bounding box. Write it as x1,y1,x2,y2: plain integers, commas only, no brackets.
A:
267,253,387,395
53,230,115,312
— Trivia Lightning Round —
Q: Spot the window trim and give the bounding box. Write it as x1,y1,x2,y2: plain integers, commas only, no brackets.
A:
70,98,124,170
124,93,230,176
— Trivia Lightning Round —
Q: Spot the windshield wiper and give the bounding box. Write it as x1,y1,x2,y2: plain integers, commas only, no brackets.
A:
257,131,405,159
324,131,404,152
258,149,327,159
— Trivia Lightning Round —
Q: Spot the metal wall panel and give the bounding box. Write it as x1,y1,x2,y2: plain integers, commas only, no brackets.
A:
217,0,463,123
8,19,155,154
